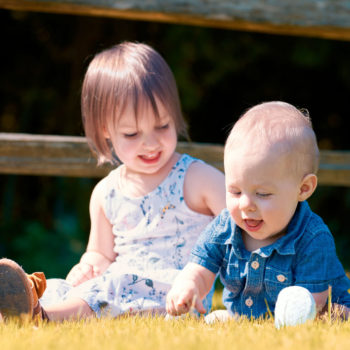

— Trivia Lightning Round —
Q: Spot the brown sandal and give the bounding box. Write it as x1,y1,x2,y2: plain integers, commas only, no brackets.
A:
0,258,48,321
0,258,34,319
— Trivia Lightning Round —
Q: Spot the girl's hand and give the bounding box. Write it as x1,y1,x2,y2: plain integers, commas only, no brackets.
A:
66,262,97,287
66,250,114,286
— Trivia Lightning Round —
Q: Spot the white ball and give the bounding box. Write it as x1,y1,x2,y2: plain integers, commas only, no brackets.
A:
274,286,316,329
204,310,232,324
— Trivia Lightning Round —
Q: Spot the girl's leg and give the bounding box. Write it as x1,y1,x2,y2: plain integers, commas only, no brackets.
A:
44,297,95,321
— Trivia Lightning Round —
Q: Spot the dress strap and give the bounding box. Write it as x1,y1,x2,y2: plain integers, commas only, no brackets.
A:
158,154,200,195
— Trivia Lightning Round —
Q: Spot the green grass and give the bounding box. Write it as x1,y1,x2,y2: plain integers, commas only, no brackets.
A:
1,291,350,350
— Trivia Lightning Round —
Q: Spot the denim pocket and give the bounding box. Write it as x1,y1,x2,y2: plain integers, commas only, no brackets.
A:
264,266,292,302
221,260,244,297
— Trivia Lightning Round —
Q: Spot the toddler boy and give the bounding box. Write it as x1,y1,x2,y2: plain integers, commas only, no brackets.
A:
166,101,350,321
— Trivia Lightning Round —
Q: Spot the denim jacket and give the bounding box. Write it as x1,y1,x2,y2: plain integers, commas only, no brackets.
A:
190,201,350,318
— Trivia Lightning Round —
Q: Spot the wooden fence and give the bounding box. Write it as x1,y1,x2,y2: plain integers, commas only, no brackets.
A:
2,0,350,41
1,133,349,187
0,0,350,186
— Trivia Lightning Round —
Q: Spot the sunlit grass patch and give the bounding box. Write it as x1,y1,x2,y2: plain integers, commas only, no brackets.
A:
1,288,350,350
1,313,350,350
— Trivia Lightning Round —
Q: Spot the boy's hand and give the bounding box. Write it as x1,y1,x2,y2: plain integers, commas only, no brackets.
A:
166,280,206,316
166,262,216,316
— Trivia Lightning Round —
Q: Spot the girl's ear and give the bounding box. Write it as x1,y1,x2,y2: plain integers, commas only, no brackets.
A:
102,125,110,139
298,174,318,201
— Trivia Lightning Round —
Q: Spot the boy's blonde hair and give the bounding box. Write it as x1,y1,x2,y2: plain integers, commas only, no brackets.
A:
81,42,188,165
225,101,319,176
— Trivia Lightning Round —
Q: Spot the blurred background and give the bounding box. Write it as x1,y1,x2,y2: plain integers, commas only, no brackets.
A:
0,9,350,277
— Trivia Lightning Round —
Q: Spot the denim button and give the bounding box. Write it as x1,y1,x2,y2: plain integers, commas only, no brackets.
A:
277,274,286,282
245,297,253,307
251,261,260,270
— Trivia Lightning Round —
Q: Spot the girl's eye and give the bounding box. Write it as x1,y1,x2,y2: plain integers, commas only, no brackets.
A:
124,132,138,138
157,124,169,130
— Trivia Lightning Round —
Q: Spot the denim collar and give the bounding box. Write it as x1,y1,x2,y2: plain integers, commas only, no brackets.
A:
229,201,312,259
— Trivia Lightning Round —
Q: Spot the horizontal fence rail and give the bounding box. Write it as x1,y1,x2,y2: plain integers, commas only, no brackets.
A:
2,0,350,41
0,133,349,186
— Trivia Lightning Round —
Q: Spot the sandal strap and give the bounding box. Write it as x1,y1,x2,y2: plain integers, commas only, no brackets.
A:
33,302,49,321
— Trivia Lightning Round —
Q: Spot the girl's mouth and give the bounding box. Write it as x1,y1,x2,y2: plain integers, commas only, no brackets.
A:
244,219,263,232
139,152,161,164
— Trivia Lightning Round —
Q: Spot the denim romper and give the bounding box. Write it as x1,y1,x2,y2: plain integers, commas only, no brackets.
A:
191,202,350,318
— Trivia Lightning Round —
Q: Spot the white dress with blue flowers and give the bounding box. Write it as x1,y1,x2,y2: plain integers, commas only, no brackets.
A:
40,154,214,317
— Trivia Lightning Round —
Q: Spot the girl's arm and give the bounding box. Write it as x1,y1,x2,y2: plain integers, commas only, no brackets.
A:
184,161,226,216
66,178,117,286
166,262,216,315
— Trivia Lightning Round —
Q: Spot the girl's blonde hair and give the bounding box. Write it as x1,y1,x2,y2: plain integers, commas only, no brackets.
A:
81,42,188,165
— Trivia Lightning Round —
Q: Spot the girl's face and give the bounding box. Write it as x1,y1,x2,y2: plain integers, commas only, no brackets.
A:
108,100,177,176
225,145,302,250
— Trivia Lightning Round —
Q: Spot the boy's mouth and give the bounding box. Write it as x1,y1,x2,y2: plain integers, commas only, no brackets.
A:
244,219,263,231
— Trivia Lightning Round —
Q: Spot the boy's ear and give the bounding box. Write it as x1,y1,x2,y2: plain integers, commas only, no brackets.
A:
298,174,318,201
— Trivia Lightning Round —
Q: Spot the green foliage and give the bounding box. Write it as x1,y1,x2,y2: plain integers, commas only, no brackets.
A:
0,175,95,277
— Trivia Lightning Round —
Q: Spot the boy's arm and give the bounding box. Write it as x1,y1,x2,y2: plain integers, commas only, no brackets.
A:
167,210,230,315
166,262,216,315
66,178,117,286
294,228,349,315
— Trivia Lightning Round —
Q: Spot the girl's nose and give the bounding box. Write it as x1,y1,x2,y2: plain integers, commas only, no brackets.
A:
239,194,256,212
142,133,159,149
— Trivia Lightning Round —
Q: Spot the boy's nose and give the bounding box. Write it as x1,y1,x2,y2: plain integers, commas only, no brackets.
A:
239,195,256,212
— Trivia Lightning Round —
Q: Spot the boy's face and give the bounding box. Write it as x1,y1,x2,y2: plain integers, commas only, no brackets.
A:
225,145,302,248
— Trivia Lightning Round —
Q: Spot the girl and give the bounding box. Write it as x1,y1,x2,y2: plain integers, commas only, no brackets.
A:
0,42,225,321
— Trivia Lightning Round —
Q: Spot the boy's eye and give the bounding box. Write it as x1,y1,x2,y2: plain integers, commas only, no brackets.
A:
228,190,241,196
257,193,271,197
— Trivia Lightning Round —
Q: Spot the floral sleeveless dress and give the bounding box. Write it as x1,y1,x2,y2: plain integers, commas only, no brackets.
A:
40,154,214,317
